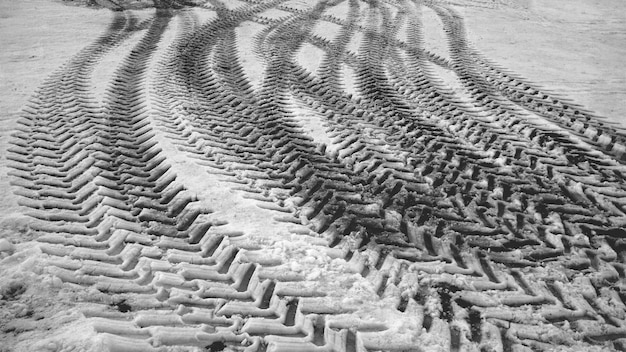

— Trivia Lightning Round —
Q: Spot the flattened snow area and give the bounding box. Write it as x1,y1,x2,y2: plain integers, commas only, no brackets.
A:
91,25,146,103
288,94,335,151
425,61,472,103
235,21,267,90
193,6,218,25
340,63,361,99
257,7,292,20
295,42,326,76
383,1,399,20
420,6,451,60
311,20,342,43
221,0,248,10
346,31,364,56
396,12,409,43
282,0,314,11
321,0,351,22
357,1,371,28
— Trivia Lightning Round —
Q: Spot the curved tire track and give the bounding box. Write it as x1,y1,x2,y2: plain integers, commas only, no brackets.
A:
8,1,626,351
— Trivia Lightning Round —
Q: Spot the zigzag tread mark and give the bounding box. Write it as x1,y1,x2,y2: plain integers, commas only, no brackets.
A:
7,1,626,352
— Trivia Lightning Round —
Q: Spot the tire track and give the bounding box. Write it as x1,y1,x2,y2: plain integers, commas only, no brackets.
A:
149,2,437,350
427,3,626,163
9,11,137,227
7,7,234,351
7,0,626,351
158,1,620,350
151,3,405,351
294,0,624,350
260,0,624,350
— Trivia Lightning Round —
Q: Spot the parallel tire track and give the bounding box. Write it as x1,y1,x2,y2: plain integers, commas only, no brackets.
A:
8,0,626,351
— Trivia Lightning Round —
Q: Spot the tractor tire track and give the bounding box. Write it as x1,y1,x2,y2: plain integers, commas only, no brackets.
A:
7,0,626,351
151,3,403,351
427,3,626,163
